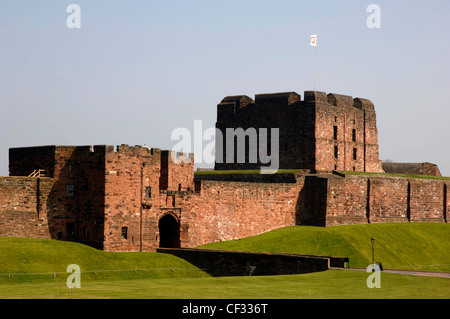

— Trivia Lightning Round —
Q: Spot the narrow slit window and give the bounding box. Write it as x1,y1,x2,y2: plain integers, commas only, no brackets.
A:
145,186,151,198
66,223,75,236
66,185,75,198
121,227,128,239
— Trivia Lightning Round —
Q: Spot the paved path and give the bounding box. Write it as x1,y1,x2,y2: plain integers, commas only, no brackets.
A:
335,267,450,278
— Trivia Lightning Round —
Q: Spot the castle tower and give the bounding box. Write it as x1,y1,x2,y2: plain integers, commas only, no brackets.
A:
214,90,383,173
8,144,194,251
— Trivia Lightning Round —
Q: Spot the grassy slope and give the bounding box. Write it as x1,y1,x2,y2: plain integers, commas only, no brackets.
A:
199,223,450,272
1,270,449,299
0,223,449,299
0,237,208,283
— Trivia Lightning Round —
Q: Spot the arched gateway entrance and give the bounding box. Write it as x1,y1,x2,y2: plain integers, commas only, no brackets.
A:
158,213,180,248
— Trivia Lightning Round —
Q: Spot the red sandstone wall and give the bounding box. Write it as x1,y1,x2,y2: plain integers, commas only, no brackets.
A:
319,174,447,226
368,177,409,223
45,146,106,247
410,179,446,222
315,93,368,173
103,145,162,251
0,176,53,238
362,108,383,173
160,151,194,191
407,163,442,177
311,92,383,173
8,145,107,246
177,180,303,247
446,183,449,222
102,145,197,251
326,176,369,225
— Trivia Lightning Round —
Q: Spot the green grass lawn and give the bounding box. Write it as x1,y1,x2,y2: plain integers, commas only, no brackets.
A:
199,223,450,272
1,270,448,299
0,237,208,284
339,170,450,180
0,223,448,299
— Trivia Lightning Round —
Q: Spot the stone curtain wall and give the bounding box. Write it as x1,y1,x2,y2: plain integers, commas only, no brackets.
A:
176,179,304,247
382,162,442,177
368,177,409,223
305,174,449,226
410,179,447,222
0,176,53,238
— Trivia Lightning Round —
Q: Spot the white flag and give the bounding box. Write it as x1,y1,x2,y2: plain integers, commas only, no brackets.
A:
310,34,317,47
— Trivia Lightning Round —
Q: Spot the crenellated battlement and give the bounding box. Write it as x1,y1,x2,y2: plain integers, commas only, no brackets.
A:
111,144,161,157
217,90,376,121
326,93,354,107
353,97,374,110
254,92,301,106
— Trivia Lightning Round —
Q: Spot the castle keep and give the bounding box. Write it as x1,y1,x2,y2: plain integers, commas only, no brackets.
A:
0,91,448,251
215,91,382,173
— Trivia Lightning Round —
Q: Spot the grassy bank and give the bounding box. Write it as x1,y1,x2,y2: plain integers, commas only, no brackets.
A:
0,237,208,284
199,223,450,272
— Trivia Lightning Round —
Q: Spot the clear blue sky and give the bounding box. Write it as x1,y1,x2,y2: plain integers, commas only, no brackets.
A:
1,0,449,176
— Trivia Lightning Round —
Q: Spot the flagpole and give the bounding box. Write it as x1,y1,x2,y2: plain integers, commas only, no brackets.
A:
315,43,318,92
310,34,318,92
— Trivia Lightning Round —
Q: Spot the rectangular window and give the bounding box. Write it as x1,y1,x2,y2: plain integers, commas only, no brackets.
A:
83,226,89,239
353,148,357,160
66,223,75,237
333,126,338,140
66,185,75,198
334,146,338,159
352,129,356,142
121,227,128,239
145,186,151,198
